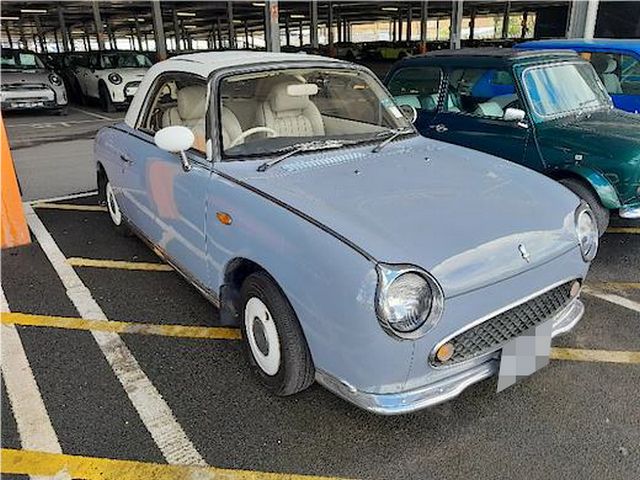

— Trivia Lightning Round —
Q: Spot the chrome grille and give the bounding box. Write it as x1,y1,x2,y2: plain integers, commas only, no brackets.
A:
2,83,48,91
432,281,574,367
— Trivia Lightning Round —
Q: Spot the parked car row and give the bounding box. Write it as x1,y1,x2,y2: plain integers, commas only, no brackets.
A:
1,49,153,114
95,47,626,415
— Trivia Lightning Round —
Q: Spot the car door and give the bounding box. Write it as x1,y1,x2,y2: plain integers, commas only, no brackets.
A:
386,65,443,135
127,72,212,287
428,66,534,167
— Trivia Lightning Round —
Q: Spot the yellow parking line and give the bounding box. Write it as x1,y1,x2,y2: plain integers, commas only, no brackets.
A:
1,312,241,341
67,257,173,272
607,227,640,234
32,202,107,212
0,448,345,480
551,347,640,364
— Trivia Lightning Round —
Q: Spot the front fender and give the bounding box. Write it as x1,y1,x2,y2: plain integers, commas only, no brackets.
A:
563,165,621,209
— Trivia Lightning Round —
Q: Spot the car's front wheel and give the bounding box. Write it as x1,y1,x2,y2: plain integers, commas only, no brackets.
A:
104,180,130,236
560,178,610,236
99,82,116,113
240,272,315,396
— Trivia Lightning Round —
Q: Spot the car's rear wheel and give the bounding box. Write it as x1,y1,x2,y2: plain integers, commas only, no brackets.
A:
240,272,315,396
560,178,610,236
99,82,116,113
104,180,130,236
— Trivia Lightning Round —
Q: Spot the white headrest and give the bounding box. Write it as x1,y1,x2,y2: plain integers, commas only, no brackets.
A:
178,85,206,120
604,58,617,74
269,82,313,113
475,101,503,118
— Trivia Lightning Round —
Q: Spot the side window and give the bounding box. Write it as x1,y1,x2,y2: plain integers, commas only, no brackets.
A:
587,51,640,96
387,67,443,112
445,68,520,119
620,53,640,95
139,74,207,154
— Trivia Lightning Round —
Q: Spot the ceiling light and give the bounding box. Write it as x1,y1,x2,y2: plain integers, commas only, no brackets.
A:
291,14,305,19
183,25,197,29
0,16,20,21
381,7,399,12
20,9,47,14
233,20,242,24
252,2,266,7
127,18,146,22
176,12,196,17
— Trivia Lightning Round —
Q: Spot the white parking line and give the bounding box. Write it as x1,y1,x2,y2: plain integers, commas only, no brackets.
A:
24,204,207,467
28,190,98,205
0,287,70,480
69,107,121,121
583,286,640,314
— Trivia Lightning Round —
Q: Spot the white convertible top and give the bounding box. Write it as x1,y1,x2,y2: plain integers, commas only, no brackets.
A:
124,50,346,127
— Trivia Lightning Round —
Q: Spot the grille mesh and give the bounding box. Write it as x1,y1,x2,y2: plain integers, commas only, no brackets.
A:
433,281,574,367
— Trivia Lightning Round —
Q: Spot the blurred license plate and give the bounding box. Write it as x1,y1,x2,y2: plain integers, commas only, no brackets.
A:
497,319,552,392
13,101,43,108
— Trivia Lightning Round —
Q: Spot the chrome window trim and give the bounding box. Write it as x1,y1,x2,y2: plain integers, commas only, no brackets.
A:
428,276,582,369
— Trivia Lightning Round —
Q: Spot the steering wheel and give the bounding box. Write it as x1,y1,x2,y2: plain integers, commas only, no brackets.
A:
228,127,278,149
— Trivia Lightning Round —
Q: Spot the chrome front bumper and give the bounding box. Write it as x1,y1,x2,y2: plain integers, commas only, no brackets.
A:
316,298,584,415
619,203,640,219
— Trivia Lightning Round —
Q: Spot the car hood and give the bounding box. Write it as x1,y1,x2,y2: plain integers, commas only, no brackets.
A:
99,68,148,82
218,136,581,298
1,69,51,85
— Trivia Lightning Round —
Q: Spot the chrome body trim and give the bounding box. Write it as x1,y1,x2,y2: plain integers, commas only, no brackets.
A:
316,298,584,415
619,204,640,219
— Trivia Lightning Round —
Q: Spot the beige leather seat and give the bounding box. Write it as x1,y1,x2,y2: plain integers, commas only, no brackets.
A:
256,81,324,137
602,58,622,94
221,104,243,149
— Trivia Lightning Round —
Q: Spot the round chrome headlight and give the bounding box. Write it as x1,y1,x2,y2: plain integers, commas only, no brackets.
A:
108,73,122,85
48,73,62,86
376,264,444,339
576,205,598,261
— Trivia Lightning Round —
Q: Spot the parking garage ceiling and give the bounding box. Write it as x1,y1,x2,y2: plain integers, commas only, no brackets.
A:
2,1,570,42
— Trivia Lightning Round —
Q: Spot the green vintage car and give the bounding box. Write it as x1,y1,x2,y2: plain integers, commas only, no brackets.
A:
386,49,640,234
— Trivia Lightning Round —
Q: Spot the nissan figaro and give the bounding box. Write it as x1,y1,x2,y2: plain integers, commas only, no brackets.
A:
94,51,595,414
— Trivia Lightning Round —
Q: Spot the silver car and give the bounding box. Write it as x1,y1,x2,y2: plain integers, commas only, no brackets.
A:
1,49,68,115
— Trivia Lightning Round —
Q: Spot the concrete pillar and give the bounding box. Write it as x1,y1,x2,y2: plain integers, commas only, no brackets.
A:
134,17,144,50
327,1,334,53
299,21,303,46
398,13,403,41
4,23,13,49
151,0,167,60
285,15,291,46
392,17,397,42
244,20,249,48
106,23,116,50
57,6,70,52
567,0,599,39
450,0,463,49
407,6,413,41
92,1,105,50
33,16,47,52
172,8,181,51
18,19,27,50
264,0,280,52
469,7,476,40
310,1,318,48
217,18,223,48
227,1,236,49
521,11,528,38
53,29,60,52
419,1,429,53
501,1,511,39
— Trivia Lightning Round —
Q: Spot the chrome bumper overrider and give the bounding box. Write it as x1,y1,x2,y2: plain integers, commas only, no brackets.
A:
619,204,640,219
316,298,585,415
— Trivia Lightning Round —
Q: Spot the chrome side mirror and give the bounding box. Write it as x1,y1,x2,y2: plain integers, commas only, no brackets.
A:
503,107,526,122
398,104,418,124
154,126,194,172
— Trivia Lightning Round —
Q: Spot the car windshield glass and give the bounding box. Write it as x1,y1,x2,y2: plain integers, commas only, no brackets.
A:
101,53,152,69
0,51,45,70
522,62,610,118
220,67,412,158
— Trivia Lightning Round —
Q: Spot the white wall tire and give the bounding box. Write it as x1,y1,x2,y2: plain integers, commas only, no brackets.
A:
240,272,315,396
104,180,130,236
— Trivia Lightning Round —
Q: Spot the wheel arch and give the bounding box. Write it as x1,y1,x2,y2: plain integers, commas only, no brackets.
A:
219,257,272,327
548,166,621,209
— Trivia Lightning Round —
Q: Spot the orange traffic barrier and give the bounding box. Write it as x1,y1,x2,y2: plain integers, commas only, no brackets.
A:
1,115,30,248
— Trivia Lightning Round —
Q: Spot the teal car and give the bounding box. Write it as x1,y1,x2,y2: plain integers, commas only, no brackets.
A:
386,49,640,234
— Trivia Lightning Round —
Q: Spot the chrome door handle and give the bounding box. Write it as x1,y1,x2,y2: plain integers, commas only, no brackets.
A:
432,124,448,133
120,154,133,164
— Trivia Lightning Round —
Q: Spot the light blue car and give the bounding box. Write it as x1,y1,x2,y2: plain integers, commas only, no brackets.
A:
95,51,596,414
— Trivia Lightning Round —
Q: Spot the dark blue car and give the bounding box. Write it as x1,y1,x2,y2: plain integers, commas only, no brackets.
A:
517,39,640,113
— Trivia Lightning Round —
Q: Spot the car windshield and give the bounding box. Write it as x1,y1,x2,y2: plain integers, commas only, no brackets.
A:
522,62,611,119
101,52,152,69
0,51,45,70
220,67,412,158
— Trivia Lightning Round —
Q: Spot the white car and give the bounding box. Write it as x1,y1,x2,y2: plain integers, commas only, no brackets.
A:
0,49,68,114
74,51,151,112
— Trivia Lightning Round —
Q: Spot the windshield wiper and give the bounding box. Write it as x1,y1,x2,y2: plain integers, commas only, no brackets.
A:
256,139,353,172
371,127,415,153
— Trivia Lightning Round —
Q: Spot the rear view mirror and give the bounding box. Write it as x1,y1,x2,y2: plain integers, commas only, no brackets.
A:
154,126,195,172
503,107,526,122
